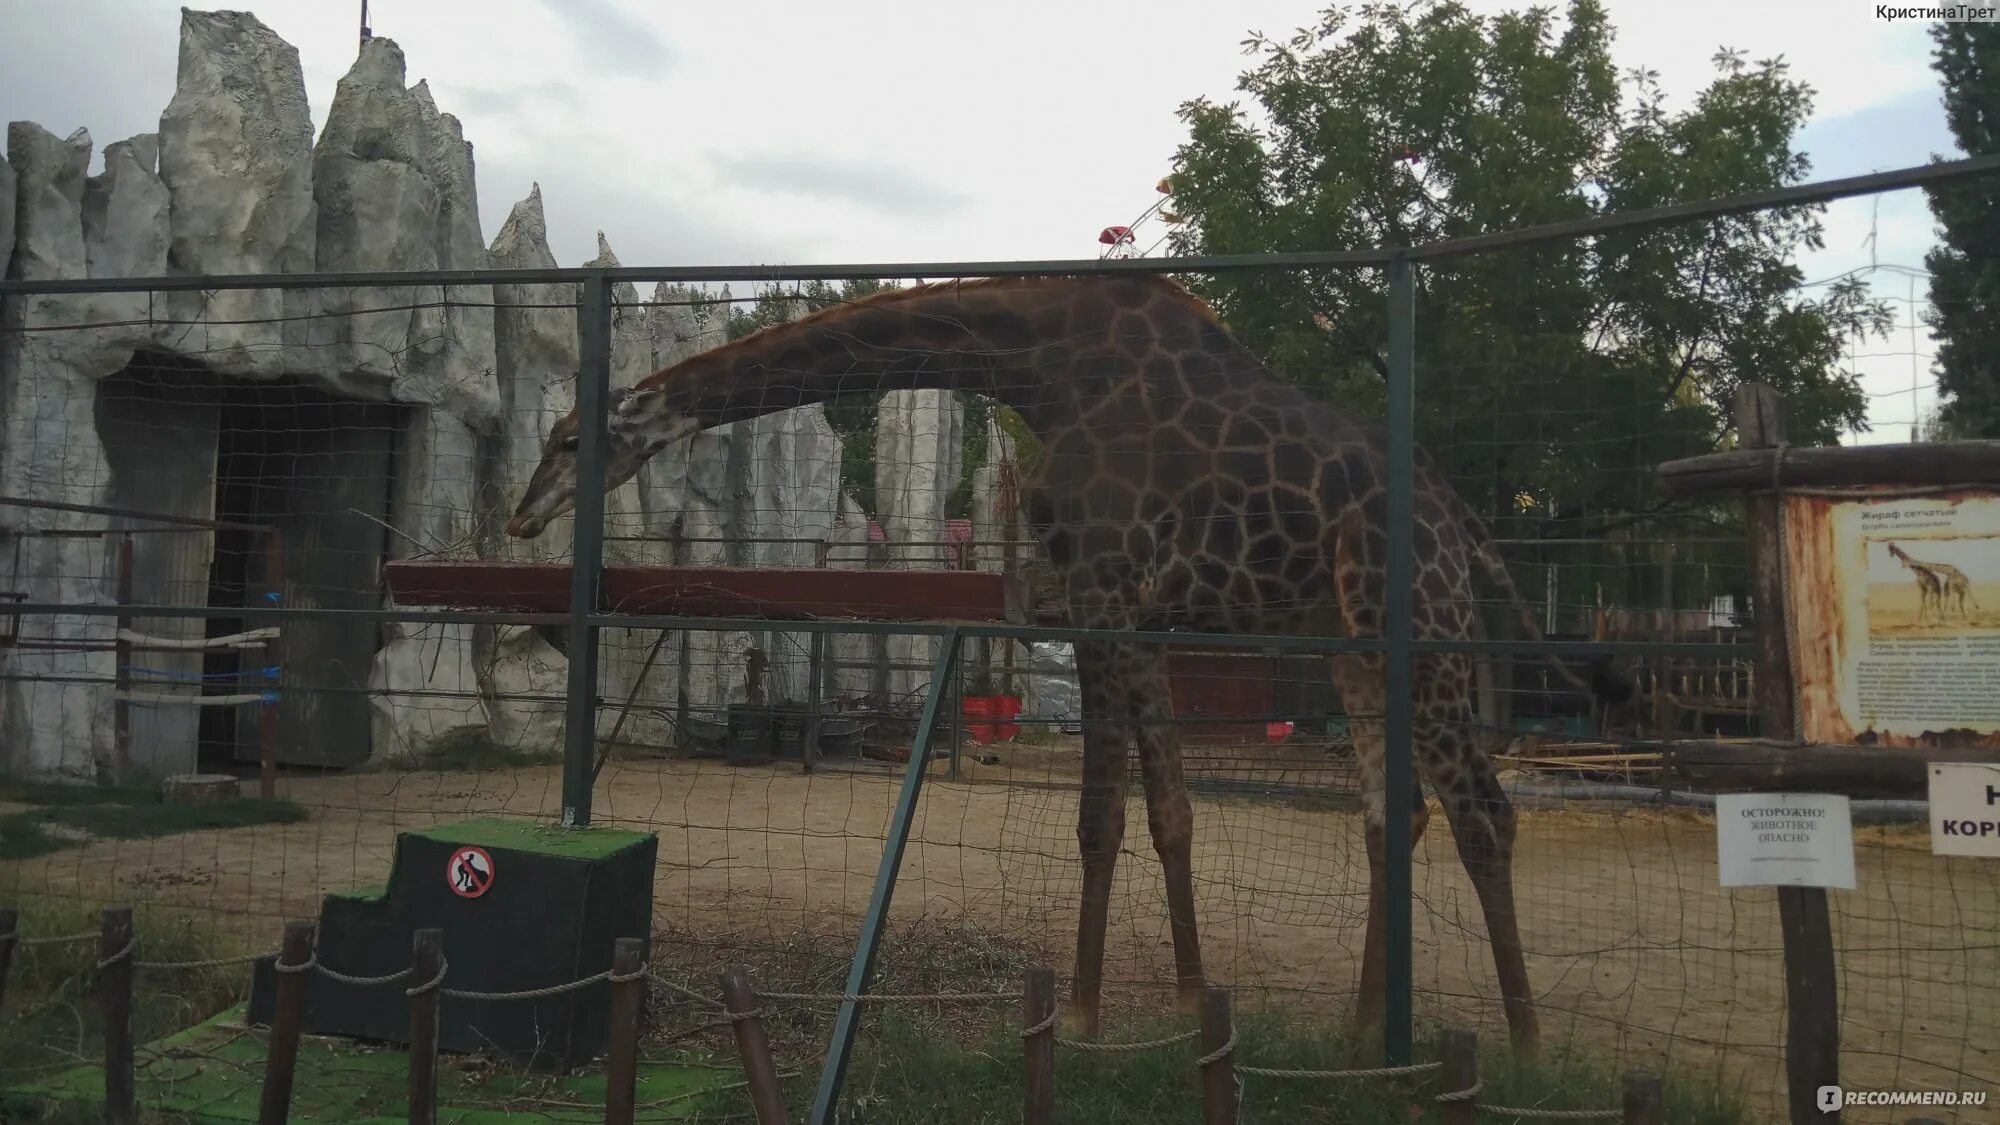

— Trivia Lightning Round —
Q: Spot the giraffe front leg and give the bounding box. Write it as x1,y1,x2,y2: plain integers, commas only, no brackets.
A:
1126,643,1205,1015
1064,642,1130,1038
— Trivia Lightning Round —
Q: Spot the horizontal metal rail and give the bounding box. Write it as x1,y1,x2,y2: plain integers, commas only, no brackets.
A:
1,155,1991,297
0,600,1747,657
0,495,277,535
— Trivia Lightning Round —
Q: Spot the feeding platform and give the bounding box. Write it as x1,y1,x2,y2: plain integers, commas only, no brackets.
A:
244,817,657,1072
384,560,1031,623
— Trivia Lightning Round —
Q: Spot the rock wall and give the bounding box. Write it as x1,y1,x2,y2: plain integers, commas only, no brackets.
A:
1,8,1020,781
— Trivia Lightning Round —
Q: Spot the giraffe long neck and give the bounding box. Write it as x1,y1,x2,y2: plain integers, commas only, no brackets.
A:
626,277,1232,434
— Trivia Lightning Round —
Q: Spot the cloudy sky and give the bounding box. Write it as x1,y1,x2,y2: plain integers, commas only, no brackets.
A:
0,0,1968,444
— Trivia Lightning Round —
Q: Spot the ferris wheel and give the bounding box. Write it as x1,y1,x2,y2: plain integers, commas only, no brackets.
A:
1096,176,1182,260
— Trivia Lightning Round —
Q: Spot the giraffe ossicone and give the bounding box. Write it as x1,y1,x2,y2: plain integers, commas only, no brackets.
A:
507,275,1633,1055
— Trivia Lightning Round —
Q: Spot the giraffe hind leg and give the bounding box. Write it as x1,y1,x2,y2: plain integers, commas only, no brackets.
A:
1419,659,1541,1057
1063,640,1131,1038
1122,642,1206,1015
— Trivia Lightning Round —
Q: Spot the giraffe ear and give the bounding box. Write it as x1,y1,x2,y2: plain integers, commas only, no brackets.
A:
612,386,665,418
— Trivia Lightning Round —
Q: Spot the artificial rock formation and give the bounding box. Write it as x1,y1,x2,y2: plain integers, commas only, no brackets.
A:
1,9,1020,782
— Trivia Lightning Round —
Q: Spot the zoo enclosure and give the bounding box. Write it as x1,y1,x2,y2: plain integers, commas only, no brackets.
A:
2,152,1998,1123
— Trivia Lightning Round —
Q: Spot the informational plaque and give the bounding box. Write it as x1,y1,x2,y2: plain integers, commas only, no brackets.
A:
1782,490,2000,748
1715,793,1857,890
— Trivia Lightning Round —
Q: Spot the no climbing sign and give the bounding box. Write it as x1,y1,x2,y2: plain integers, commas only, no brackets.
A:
446,845,495,899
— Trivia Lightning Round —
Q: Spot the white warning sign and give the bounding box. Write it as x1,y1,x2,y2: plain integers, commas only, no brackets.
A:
1929,763,2000,858
1715,792,1857,890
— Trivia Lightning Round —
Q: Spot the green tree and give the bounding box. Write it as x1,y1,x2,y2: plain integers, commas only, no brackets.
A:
1162,0,1889,612
1922,22,1999,439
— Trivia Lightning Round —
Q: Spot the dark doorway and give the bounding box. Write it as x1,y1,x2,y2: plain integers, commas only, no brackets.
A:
97,353,405,773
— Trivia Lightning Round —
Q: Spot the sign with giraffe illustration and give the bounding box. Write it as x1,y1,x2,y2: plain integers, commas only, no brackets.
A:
1781,489,2000,748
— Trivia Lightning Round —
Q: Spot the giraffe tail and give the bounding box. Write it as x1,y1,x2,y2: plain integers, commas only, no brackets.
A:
1455,500,1635,706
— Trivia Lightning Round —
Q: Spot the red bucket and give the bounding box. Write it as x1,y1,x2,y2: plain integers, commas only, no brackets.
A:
962,696,999,744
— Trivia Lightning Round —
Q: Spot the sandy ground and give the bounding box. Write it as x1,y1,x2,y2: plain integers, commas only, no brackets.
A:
5,743,1996,1122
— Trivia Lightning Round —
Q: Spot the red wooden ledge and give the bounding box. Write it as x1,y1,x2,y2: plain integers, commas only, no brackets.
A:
384,560,1029,624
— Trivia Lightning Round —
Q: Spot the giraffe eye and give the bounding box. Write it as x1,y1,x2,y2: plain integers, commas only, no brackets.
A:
559,436,579,452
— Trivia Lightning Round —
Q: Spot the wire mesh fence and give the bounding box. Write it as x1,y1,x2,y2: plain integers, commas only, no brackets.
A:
3,160,1998,1122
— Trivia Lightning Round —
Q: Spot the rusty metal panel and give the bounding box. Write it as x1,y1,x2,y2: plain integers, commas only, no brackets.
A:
1783,486,2000,750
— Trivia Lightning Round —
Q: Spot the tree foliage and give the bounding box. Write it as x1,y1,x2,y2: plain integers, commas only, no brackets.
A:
1163,0,1888,612
1922,22,2000,439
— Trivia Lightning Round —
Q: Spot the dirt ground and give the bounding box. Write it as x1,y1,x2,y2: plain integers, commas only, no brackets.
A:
5,741,1996,1122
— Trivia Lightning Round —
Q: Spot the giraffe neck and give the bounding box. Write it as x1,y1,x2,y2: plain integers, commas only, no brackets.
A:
623,276,1247,434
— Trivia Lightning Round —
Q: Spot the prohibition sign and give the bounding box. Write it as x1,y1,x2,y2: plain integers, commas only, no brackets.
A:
446,845,495,899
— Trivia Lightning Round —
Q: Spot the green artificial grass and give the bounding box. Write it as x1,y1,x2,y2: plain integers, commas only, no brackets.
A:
0,782,307,861
410,817,651,862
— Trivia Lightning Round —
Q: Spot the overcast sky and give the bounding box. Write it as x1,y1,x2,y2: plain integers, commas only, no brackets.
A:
0,0,1969,444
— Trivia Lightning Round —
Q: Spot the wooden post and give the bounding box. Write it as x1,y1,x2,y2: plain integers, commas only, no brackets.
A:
1438,1027,1479,1125
604,937,646,1125
114,533,133,782
1735,383,1840,1125
0,907,16,1016
1021,965,1055,1125
407,928,443,1125
1621,1069,1664,1125
257,921,315,1125
258,532,285,800
1198,986,1235,1125
720,966,790,1125
100,905,136,1125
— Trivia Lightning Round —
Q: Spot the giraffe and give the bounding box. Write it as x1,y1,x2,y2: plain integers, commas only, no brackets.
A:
504,275,1627,1055
1886,542,1977,625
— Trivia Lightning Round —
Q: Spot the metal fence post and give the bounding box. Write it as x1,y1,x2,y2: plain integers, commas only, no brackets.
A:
564,270,613,828
808,626,962,1124
1382,251,1418,1065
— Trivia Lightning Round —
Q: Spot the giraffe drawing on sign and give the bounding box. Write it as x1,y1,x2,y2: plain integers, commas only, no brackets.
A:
504,276,1630,1055
1886,542,1976,625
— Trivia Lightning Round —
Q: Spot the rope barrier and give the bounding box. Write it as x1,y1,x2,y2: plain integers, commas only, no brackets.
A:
313,963,413,988
133,950,277,970
94,938,135,972
1236,1060,1442,1080
1,931,98,948
404,958,448,998
1471,1105,1621,1120
754,989,1022,1005
1193,1027,1236,1068
1436,1079,1484,1103
1054,1028,1198,1053
1020,1009,1059,1038
441,969,617,1002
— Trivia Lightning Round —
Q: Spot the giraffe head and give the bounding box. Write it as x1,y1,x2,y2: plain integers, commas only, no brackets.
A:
1887,542,1911,564
503,385,701,539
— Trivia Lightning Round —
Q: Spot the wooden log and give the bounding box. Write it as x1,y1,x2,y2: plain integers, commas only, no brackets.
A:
1198,987,1235,1125
162,773,243,805
0,907,16,1017
1779,886,1840,1123
1659,739,2000,797
258,921,315,1125
720,966,790,1125
1021,965,1056,1125
1438,1027,1479,1125
407,928,443,1125
1622,1069,1665,1124
604,937,645,1125
1656,437,2000,498
100,906,136,1125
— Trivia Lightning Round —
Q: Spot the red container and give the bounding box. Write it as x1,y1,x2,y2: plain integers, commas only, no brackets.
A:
962,696,999,744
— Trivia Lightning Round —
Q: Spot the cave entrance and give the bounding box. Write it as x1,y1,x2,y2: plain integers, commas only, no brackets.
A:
96,352,406,775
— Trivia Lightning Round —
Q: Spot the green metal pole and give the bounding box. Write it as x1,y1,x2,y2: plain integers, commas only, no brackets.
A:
562,272,612,828
808,627,962,1124
1382,252,1417,1065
